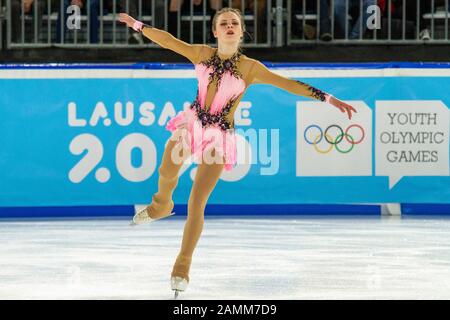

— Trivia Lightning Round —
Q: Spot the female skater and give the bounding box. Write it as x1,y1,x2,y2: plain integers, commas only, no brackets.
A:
119,8,356,298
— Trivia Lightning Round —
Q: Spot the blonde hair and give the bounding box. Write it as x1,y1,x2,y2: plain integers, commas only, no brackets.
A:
212,7,250,48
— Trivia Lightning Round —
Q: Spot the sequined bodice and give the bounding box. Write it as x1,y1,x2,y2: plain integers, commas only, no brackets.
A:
190,49,246,131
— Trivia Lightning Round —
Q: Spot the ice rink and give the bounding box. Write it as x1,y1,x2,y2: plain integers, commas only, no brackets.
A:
1,215,450,300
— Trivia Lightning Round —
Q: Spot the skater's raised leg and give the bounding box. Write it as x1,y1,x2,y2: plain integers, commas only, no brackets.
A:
133,134,191,225
148,135,192,219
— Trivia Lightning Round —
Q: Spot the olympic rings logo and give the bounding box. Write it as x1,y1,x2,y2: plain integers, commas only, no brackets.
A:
303,124,365,154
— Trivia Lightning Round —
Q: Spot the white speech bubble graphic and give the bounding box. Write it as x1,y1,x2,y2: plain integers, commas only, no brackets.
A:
376,101,449,189
296,101,372,177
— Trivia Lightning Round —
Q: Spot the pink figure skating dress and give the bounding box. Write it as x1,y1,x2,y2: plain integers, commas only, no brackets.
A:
165,49,246,171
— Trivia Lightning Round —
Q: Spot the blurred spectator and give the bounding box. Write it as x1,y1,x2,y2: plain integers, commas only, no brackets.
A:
408,1,431,40
152,0,167,31
399,0,433,40
291,0,332,41
378,0,448,40
168,0,202,37
11,0,47,43
319,0,332,41
56,0,101,43
334,0,377,39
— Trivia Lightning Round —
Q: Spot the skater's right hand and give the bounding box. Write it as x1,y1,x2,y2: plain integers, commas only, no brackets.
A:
118,13,137,29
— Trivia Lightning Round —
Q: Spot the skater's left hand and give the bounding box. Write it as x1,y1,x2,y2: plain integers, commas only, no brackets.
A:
329,96,357,120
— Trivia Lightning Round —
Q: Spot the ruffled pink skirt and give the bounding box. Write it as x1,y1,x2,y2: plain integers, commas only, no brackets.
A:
165,108,237,171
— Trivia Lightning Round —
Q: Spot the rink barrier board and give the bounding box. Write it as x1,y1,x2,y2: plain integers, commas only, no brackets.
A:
0,62,449,217
0,204,449,218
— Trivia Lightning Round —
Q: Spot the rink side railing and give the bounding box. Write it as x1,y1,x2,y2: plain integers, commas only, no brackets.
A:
2,0,450,49
4,0,275,48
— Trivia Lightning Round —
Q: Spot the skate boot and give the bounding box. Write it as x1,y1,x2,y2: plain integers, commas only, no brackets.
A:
131,168,179,226
171,276,188,298
130,205,175,226
171,255,191,298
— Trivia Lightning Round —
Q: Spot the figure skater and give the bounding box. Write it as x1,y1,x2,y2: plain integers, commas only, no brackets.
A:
119,8,356,298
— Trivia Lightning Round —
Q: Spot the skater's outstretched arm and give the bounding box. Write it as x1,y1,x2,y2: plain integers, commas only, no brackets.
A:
118,13,206,64
250,60,357,120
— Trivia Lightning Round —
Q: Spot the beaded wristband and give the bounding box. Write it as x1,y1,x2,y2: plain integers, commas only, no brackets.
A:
132,21,143,32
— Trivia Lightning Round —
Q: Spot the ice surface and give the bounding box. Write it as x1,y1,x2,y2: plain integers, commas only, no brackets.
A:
0,215,449,300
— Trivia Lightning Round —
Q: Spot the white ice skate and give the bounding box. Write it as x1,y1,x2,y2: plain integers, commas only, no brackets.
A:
171,276,188,298
130,205,175,226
